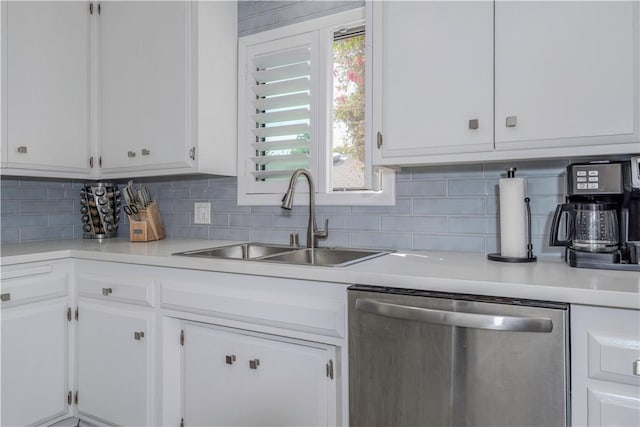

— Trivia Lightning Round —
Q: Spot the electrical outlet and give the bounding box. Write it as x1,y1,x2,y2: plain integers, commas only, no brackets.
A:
194,202,211,224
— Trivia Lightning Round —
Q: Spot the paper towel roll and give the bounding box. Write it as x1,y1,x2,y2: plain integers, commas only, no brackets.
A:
499,177,527,258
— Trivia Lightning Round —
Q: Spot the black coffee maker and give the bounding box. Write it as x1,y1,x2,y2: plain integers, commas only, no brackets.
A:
549,157,640,271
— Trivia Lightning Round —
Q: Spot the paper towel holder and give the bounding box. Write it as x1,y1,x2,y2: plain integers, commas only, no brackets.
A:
488,197,537,263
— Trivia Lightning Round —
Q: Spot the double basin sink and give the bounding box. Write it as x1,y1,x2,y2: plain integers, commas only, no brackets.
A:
173,243,388,267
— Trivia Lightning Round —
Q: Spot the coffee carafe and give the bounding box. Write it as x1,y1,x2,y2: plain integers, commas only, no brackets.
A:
550,202,619,252
549,159,640,271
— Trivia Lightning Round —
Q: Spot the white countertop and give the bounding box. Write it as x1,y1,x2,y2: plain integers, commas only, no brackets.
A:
2,238,639,309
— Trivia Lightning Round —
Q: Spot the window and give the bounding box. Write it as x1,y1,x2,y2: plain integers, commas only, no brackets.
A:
237,8,394,206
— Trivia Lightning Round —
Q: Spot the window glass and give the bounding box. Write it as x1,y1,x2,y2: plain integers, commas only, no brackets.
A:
331,26,366,191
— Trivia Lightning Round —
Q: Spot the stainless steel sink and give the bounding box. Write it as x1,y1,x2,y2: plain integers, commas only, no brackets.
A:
173,243,296,260
262,247,388,267
173,243,389,267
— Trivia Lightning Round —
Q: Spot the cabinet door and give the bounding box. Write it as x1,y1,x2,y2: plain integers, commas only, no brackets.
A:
495,1,639,149
182,322,335,426
571,305,640,427
77,301,152,426
98,1,192,173
371,1,493,164
3,1,90,173
1,298,70,426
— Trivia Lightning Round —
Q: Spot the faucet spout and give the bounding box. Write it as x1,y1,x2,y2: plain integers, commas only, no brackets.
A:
281,169,328,248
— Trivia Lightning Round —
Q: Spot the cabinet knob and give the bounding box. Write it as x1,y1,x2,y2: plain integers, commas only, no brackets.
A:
102,287,113,296
249,359,260,370
16,146,27,154
469,119,479,130
0,293,10,302
141,148,150,156
225,354,236,365
134,331,145,340
128,151,136,158
505,116,518,128
634,360,640,376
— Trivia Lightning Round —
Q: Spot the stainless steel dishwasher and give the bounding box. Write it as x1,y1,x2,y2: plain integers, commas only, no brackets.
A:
348,285,569,427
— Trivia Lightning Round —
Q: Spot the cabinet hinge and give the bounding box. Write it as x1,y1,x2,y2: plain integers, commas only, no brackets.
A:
67,307,72,322
75,307,79,321
74,390,78,405
180,329,184,346
326,359,334,380
67,390,72,405
180,418,184,427
189,147,196,161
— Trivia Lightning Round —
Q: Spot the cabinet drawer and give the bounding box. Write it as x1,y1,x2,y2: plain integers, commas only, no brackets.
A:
77,273,153,307
0,263,68,306
589,332,640,386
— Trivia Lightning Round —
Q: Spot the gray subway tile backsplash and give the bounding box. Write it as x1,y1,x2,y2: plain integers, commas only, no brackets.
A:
396,180,447,197
380,216,447,233
413,197,486,216
0,160,571,256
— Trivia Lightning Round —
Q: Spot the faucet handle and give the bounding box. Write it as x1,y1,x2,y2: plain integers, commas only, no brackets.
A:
315,219,329,240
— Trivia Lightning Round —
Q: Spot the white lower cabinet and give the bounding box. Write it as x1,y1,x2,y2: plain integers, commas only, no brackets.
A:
180,321,336,426
74,261,155,426
0,262,72,426
571,305,640,427
76,301,152,426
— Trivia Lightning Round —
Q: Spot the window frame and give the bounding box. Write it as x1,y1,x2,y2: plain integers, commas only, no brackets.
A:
237,7,395,206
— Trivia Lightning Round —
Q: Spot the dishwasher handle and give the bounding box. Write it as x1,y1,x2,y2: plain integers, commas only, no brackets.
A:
355,298,553,333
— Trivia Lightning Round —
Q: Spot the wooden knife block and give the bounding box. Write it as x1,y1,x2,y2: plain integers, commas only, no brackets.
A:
129,202,166,242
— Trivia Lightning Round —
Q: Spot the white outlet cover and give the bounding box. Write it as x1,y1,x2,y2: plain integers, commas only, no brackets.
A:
194,202,211,224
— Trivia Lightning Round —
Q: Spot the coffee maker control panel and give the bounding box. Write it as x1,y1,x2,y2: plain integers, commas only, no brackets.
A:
568,162,623,195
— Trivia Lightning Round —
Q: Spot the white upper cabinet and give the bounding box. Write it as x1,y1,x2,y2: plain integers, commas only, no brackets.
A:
495,1,639,151
98,1,191,174
1,1,237,179
371,1,494,162
98,0,237,178
372,1,640,167
1,1,90,177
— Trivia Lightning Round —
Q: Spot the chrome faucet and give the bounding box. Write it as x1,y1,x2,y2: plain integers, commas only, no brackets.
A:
281,169,328,248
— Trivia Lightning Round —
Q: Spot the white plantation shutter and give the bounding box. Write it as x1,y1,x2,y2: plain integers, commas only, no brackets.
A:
244,34,317,192
237,8,394,206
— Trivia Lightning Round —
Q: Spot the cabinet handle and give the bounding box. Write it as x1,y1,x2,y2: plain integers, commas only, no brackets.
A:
89,156,94,168
16,146,27,154
134,331,145,340
376,131,383,149
225,355,236,365
102,287,113,296
89,2,93,14
634,360,640,376
99,156,102,167
469,119,479,130
249,359,260,370
506,116,518,128
0,293,10,302
127,151,136,158
141,148,150,156
189,147,196,161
